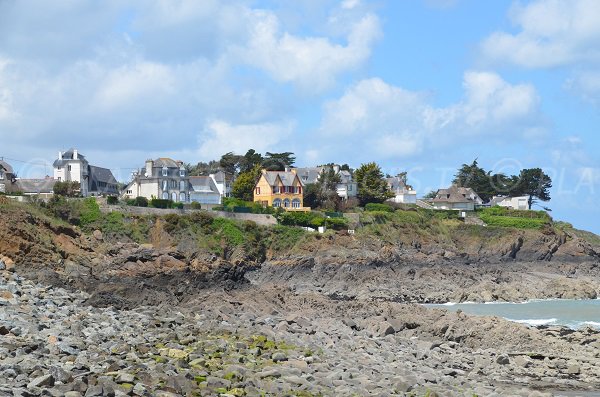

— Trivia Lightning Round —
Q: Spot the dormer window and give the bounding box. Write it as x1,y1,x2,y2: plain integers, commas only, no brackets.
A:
179,169,185,177
162,167,168,177
0,171,4,180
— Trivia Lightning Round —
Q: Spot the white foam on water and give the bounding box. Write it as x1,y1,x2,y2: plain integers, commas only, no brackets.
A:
508,318,557,326
581,321,600,328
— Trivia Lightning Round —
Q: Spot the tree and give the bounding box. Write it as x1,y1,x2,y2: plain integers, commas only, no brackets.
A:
423,190,437,199
262,152,295,171
240,149,264,173
453,159,495,202
512,168,552,210
315,167,342,210
188,160,221,176
53,181,81,197
231,165,262,202
219,152,242,175
303,183,320,209
354,162,393,206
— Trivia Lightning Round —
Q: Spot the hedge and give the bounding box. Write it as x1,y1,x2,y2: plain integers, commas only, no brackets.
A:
479,214,548,229
365,203,394,212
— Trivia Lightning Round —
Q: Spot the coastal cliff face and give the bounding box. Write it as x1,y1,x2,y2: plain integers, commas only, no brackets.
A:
1,199,599,306
3,200,600,395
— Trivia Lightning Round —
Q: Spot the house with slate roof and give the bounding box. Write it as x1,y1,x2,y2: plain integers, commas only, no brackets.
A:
386,173,417,204
189,176,221,205
122,158,190,202
253,168,309,210
430,185,483,211
53,149,119,196
295,164,357,200
0,159,17,194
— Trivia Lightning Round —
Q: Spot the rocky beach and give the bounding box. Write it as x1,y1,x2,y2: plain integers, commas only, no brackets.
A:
1,200,600,396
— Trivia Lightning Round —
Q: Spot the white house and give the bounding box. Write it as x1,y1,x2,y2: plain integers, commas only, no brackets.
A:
122,158,190,202
189,176,221,205
295,165,358,200
53,149,119,196
430,185,483,211
386,174,417,204
490,195,529,210
209,170,233,199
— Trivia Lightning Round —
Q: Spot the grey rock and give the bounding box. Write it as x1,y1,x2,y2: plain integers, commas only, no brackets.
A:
271,352,288,362
27,374,55,389
496,354,510,365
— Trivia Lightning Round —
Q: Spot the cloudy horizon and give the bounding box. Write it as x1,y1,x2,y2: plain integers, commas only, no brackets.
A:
1,0,599,233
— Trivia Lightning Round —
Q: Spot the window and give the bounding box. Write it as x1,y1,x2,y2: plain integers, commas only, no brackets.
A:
162,167,168,177
292,199,301,208
180,180,186,191
180,193,186,202
255,187,261,195
162,192,168,199
272,186,279,194
179,169,185,177
0,172,3,180
162,180,168,191
58,177,62,181
348,185,352,191
283,198,290,208
68,165,72,171
127,190,132,194
273,198,281,207
172,192,177,202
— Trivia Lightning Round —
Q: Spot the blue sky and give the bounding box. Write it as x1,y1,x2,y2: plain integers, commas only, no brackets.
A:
0,0,599,233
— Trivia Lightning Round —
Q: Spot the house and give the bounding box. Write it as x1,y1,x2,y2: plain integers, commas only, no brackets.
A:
15,177,56,198
254,168,309,210
189,176,221,205
0,159,17,194
386,173,417,204
122,158,191,202
489,195,529,210
209,170,233,199
430,185,483,211
295,165,357,200
53,149,119,196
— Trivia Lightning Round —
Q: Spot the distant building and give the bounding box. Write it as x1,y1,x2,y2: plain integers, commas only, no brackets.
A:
490,195,529,210
209,170,233,199
53,149,119,196
189,176,221,205
122,158,190,202
254,168,309,211
295,165,357,200
386,173,417,204
0,159,17,194
430,185,483,211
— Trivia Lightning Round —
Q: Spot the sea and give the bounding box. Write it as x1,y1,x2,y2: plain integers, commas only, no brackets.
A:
425,298,600,330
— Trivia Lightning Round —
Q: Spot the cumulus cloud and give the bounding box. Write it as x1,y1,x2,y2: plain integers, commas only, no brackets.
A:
480,0,600,68
197,119,295,159
317,71,542,161
238,11,381,91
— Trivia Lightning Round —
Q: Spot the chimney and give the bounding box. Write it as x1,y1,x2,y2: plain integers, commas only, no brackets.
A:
145,159,154,177
58,151,63,160
73,149,78,159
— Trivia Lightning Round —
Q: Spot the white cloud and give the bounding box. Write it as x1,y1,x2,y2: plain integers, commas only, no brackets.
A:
318,71,542,161
480,0,600,68
197,119,295,158
238,11,381,91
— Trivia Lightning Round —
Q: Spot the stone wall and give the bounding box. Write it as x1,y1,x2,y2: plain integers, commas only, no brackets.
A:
98,203,278,226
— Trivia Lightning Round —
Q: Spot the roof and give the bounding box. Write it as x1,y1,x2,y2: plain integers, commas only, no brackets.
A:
295,167,322,184
89,166,117,184
0,160,14,174
153,158,182,168
432,186,482,204
15,178,56,194
386,176,409,191
262,170,301,186
210,170,231,183
189,176,219,193
338,170,354,184
53,148,89,167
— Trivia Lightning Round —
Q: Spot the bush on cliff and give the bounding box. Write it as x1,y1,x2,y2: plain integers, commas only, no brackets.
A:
365,203,394,213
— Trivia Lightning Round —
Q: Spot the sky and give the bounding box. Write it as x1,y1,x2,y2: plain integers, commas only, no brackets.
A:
0,0,599,233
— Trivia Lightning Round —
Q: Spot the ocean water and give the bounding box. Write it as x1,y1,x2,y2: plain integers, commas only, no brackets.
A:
425,299,600,329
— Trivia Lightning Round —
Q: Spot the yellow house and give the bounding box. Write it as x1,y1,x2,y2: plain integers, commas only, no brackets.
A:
253,169,309,211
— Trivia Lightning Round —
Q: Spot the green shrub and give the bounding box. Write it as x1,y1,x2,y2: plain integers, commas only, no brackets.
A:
212,217,244,246
479,214,548,229
106,196,118,205
150,198,172,209
277,211,325,228
325,217,348,230
173,202,184,209
79,198,101,226
133,196,148,207
190,201,202,210
365,203,394,212
481,206,551,220
189,211,213,227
